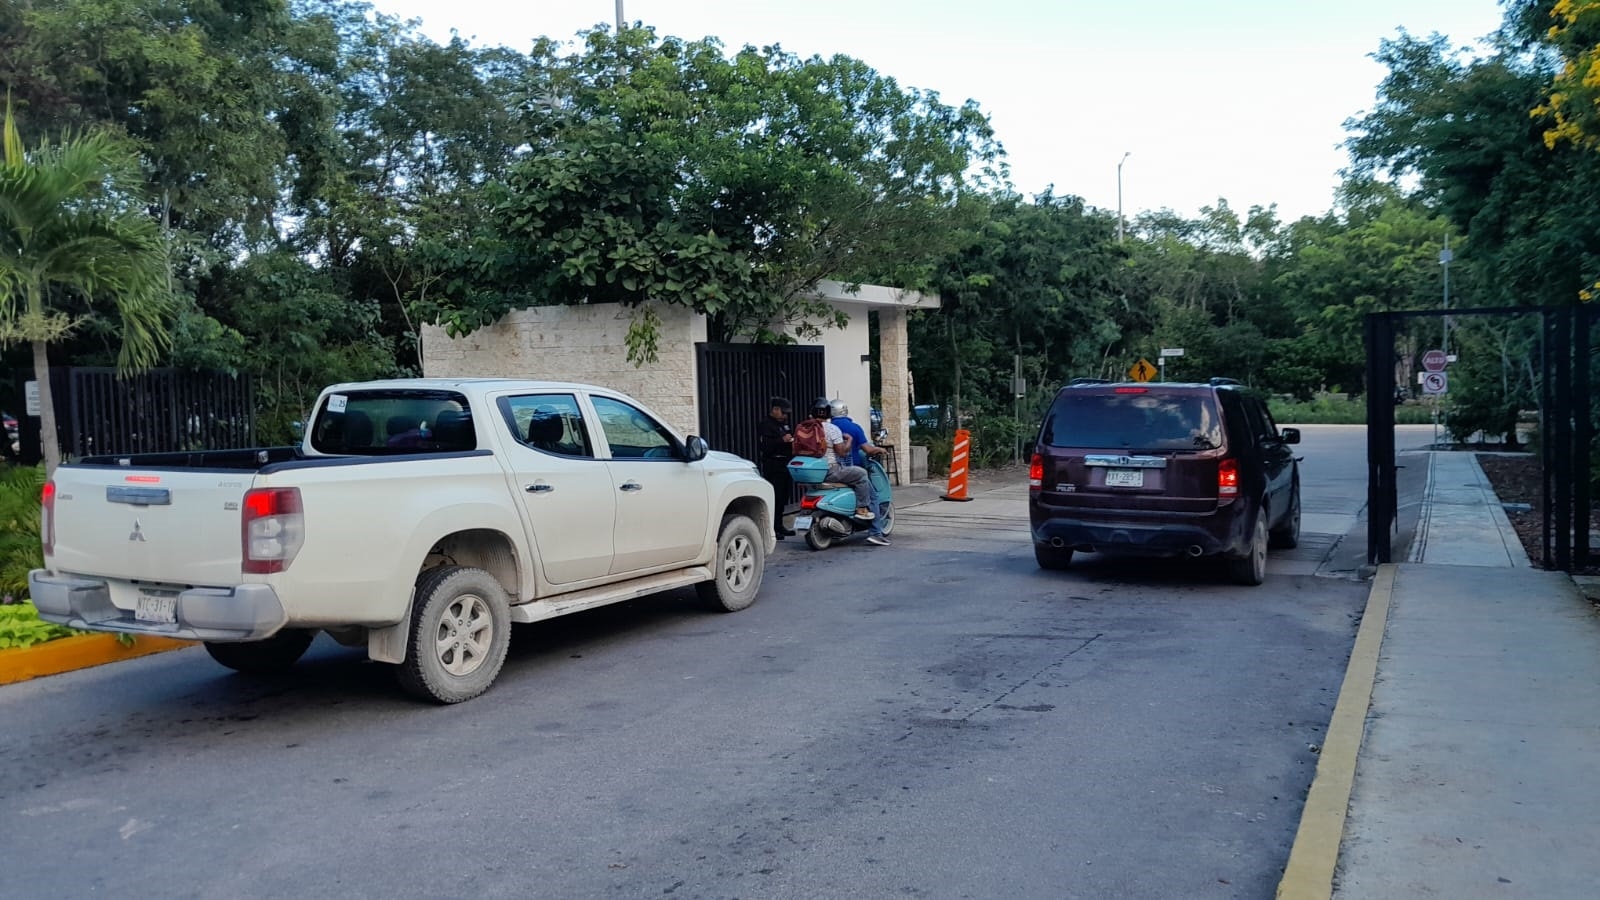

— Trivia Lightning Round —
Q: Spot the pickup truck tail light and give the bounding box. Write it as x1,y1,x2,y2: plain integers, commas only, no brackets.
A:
1218,458,1240,501
242,487,304,574
41,480,56,556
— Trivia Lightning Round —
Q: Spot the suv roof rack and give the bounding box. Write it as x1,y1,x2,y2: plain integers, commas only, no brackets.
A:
1208,377,1242,386
1068,378,1111,386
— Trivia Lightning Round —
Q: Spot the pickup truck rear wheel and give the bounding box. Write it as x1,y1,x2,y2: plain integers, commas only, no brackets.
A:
396,566,511,704
697,514,765,612
204,629,315,675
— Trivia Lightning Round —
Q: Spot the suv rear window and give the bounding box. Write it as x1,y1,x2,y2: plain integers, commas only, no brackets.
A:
1039,390,1224,451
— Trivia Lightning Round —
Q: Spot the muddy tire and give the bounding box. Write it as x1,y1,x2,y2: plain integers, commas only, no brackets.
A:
1270,484,1302,550
697,514,765,613
396,566,511,704
204,629,315,675
1228,509,1269,586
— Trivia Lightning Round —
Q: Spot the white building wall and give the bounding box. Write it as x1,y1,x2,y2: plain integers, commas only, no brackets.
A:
419,302,706,434
775,305,869,418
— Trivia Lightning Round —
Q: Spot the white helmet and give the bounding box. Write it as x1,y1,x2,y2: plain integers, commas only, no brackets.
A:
828,400,848,418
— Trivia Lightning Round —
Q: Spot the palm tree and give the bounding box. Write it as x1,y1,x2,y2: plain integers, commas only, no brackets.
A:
0,99,172,476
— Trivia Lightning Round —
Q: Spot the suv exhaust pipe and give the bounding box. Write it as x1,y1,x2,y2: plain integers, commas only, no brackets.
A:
1186,545,1204,557
1049,537,1067,549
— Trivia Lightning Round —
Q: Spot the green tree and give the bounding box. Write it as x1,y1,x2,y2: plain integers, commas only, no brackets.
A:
0,103,173,474
431,27,1001,354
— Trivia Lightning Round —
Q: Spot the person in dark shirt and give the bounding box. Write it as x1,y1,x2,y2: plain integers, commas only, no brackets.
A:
757,397,796,538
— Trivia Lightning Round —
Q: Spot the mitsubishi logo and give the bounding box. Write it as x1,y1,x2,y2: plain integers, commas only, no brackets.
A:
129,519,146,542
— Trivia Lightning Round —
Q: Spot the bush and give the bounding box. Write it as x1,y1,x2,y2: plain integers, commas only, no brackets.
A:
1269,394,1434,425
0,463,44,599
0,601,79,649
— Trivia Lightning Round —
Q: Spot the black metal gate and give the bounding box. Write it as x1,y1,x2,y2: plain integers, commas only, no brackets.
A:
16,367,255,462
1365,306,1593,571
695,343,825,463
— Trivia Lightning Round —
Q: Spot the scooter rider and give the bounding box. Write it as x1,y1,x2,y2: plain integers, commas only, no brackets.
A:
809,397,875,521
829,400,891,546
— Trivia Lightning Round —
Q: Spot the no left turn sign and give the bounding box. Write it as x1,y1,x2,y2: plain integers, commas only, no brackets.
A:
1422,371,1448,395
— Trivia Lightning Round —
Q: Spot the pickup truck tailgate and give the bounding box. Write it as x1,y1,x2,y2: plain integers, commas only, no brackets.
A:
50,468,251,587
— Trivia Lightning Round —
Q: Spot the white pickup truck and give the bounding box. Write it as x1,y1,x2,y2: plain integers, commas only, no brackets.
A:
30,379,774,703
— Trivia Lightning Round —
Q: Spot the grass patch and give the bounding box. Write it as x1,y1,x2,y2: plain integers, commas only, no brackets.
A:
1270,395,1436,425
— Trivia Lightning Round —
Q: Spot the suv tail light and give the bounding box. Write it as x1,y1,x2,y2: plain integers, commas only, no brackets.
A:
1029,453,1044,490
242,487,304,574
1218,458,1239,501
41,480,56,556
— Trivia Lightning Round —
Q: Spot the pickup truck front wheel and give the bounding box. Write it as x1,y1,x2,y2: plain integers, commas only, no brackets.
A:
396,566,511,704
697,514,765,613
204,629,315,675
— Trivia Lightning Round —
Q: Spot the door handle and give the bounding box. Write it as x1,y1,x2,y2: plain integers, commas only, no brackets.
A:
525,483,554,493
619,481,643,492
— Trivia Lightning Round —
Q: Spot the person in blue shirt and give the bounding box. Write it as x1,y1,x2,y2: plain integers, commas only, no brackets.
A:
829,400,891,546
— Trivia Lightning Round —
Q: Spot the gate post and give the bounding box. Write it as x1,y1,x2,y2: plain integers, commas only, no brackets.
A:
1366,313,1397,565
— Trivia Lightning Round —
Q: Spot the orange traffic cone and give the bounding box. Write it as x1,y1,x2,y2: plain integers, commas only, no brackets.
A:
941,428,973,502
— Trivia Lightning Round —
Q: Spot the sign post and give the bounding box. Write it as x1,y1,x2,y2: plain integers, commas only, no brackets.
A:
1158,348,1183,384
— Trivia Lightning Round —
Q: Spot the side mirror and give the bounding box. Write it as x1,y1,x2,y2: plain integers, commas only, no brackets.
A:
1279,427,1301,445
684,435,709,461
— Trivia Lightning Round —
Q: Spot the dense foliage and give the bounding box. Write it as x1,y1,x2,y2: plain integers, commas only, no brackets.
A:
1,0,1593,452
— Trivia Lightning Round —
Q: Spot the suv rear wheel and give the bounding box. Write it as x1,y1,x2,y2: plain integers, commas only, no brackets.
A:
1270,483,1301,550
1228,509,1268,586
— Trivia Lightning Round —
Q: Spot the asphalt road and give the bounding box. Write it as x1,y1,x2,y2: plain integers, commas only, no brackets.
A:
1,426,1409,899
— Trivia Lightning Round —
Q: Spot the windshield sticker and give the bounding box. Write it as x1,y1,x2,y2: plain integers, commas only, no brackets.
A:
327,394,348,413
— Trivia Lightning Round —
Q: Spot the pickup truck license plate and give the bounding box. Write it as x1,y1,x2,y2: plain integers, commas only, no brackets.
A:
1104,469,1143,488
792,515,813,531
134,592,176,625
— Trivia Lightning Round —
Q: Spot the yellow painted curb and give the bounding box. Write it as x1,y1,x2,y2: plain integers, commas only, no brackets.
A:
0,632,195,686
1276,563,1396,899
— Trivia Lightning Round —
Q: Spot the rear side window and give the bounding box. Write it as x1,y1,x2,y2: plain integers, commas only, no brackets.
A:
310,389,476,455
1039,391,1223,451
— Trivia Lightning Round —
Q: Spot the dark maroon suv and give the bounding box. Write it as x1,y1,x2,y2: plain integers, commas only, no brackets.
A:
1027,378,1301,585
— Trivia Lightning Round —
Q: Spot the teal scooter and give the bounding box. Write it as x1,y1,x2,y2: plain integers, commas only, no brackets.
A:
786,456,894,551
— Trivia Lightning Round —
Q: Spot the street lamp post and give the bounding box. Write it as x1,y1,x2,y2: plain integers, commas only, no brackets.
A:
1117,152,1131,243
616,0,625,31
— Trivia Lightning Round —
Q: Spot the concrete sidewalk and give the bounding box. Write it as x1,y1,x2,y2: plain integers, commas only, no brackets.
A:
1281,452,1600,899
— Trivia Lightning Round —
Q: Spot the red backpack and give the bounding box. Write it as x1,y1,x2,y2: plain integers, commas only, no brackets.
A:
791,418,829,458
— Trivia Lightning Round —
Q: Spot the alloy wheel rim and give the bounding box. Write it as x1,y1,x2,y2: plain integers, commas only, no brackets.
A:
435,594,493,677
723,534,755,591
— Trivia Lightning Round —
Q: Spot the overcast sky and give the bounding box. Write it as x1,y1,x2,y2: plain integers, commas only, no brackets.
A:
370,0,1509,224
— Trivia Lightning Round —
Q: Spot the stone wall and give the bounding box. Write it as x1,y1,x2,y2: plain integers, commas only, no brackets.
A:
420,302,706,434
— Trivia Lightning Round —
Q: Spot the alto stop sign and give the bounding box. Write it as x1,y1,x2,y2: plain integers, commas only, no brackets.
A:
1422,349,1447,372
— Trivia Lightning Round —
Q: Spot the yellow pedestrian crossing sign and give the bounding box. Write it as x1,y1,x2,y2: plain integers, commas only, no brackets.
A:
1129,358,1157,382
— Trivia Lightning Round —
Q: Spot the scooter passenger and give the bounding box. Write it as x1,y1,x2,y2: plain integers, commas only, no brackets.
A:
829,400,891,546
808,397,875,521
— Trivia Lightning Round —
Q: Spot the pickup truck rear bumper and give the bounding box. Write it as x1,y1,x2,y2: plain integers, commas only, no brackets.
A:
27,570,287,642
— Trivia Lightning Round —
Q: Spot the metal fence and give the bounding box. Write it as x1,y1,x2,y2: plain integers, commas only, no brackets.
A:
695,343,825,465
1365,306,1593,571
16,368,255,462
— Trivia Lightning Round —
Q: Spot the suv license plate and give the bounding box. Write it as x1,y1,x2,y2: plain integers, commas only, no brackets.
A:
135,592,176,624
1105,469,1144,488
